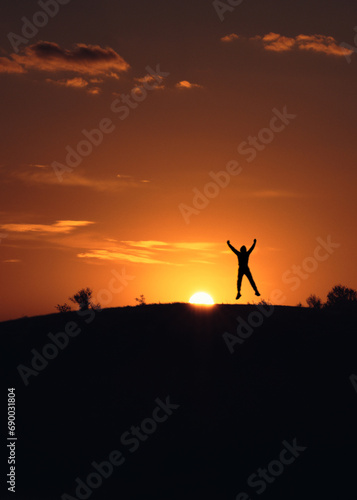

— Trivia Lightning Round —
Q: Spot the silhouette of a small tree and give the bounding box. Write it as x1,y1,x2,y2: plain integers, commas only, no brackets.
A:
306,294,322,309
55,303,72,313
135,294,146,306
69,288,94,311
325,285,357,310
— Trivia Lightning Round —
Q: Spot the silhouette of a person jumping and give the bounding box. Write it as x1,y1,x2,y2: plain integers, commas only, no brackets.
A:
227,239,260,299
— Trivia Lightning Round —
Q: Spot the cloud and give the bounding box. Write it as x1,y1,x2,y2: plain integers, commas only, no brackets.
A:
249,189,302,198
251,32,353,57
86,86,102,95
45,77,103,95
2,259,21,263
122,240,170,249
172,242,217,251
77,241,219,265
295,34,352,56
0,220,94,234
46,76,89,88
77,249,174,265
133,73,166,90
78,240,175,265
175,80,203,89
221,33,239,43
9,41,130,76
113,72,167,97
262,33,280,42
122,241,217,251
260,33,296,52
13,166,150,192
0,57,25,73
1,223,220,267
134,74,158,84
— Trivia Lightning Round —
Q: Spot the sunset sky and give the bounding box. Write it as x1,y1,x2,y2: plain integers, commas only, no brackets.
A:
1,0,356,321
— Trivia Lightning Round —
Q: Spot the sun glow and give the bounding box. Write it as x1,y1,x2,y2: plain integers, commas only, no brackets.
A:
189,292,215,305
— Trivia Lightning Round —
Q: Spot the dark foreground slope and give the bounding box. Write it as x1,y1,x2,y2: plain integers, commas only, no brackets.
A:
3,304,357,500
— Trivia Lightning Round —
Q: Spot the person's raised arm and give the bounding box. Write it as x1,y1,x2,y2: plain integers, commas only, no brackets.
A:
227,240,240,256
248,238,256,255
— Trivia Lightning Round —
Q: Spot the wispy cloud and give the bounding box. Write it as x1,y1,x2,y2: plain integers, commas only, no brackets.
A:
46,76,89,88
221,33,239,43
132,73,166,91
134,74,155,83
77,249,174,265
0,56,25,73
250,189,302,198
1,221,222,267
122,240,170,249
78,241,220,265
27,163,48,168
2,41,130,76
295,34,351,56
86,86,102,95
172,242,217,251
257,33,296,52
175,80,203,89
0,220,94,234
122,241,217,251
2,259,21,263
13,166,150,192
45,76,103,95
89,77,103,84
222,32,353,57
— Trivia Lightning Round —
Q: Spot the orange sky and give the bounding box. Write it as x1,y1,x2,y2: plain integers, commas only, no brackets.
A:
0,0,356,320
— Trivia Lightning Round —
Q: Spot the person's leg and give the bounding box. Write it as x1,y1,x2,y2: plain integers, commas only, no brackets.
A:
236,270,243,299
245,268,260,295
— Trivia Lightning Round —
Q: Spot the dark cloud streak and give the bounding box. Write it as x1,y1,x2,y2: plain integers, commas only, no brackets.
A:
0,41,130,76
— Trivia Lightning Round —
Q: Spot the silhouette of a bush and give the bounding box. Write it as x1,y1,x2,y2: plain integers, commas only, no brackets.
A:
55,303,72,313
306,294,322,309
69,288,100,311
325,285,357,310
257,299,272,306
135,294,146,306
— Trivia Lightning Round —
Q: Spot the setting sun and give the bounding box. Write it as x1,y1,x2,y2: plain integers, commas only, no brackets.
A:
189,292,215,305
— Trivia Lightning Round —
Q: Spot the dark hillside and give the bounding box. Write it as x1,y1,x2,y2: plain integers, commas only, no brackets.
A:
3,304,357,499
